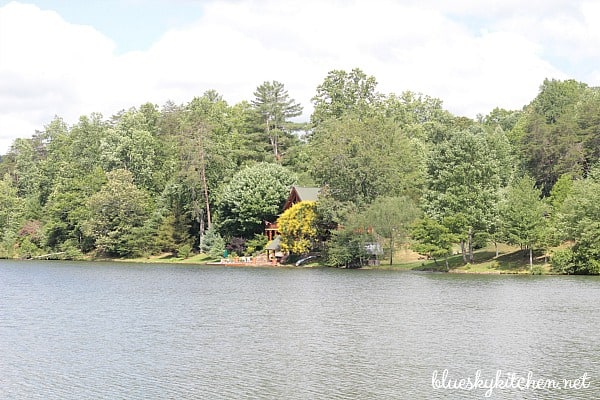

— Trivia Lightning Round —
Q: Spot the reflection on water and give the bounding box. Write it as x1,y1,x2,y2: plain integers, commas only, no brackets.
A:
1,261,599,399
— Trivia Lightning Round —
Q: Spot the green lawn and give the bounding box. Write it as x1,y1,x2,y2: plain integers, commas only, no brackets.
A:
374,244,552,274
110,252,216,264
106,244,554,275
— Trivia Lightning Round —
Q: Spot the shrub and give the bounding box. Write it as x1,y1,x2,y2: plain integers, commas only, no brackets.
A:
178,244,192,259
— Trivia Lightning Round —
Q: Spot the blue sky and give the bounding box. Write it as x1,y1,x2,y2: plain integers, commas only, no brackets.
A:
1,0,599,154
0,0,204,53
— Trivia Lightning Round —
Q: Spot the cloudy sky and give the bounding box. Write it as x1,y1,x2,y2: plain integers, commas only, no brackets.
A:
1,0,599,154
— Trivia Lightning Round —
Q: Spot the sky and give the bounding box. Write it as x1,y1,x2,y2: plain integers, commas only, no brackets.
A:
1,0,599,154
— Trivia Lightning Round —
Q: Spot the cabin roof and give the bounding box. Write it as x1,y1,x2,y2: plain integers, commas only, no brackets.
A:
283,186,320,211
293,186,320,202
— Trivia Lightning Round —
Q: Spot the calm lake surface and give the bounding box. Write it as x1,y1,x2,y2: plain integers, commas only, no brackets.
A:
1,260,599,399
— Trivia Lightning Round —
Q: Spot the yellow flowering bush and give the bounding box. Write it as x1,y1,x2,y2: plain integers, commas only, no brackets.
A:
277,201,317,255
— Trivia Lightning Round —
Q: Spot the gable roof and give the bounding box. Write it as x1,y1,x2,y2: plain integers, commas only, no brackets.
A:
294,186,320,201
283,186,320,211
265,235,281,250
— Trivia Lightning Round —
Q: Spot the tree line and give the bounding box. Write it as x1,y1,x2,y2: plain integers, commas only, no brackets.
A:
1,68,599,273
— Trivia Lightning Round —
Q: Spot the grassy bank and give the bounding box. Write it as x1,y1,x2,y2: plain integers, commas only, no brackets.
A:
374,243,551,274
103,253,216,264
100,243,552,274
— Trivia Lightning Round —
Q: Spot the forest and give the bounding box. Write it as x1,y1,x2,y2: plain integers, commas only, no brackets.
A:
1,68,599,274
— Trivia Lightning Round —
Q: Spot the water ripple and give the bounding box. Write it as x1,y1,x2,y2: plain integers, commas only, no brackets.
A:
1,262,599,399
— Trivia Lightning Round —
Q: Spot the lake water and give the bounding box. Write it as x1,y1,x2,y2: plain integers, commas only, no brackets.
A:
1,260,599,399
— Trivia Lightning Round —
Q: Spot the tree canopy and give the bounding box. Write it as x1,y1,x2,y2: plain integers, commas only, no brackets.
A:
1,71,599,273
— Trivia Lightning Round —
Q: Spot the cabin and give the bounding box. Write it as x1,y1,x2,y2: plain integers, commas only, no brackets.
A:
264,186,320,240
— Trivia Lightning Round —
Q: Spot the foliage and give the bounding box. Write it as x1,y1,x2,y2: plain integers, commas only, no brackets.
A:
410,217,455,269
423,127,508,262
252,80,303,159
362,196,420,264
226,237,247,256
42,168,106,253
324,227,371,268
555,171,600,274
200,225,226,259
245,233,268,255
311,68,381,125
0,174,25,245
154,214,190,254
177,244,192,259
85,169,153,257
547,173,574,212
384,91,455,143
499,176,548,268
518,79,596,195
1,74,599,273
500,176,547,247
308,114,424,203
216,162,296,238
550,247,575,274
277,201,318,255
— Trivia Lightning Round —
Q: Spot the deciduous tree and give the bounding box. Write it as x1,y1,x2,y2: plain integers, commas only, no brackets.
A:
423,128,505,263
410,217,455,270
500,176,548,269
311,68,381,125
363,196,420,265
309,114,423,204
216,162,296,238
85,169,152,257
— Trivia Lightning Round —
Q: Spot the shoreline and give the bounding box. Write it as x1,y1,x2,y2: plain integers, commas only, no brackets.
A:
2,247,555,275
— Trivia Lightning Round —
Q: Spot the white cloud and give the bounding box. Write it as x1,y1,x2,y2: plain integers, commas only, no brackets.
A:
0,0,597,154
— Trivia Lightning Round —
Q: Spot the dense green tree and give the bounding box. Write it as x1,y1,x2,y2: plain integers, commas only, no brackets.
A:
8,137,43,198
311,68,381,125
43,114,108,182
199,225,226,258
324,223,372,268
84,169,153,257
216,162,296,238
499,176,548,269
555,168,600,274
43,168,106,254
308,114,424,204
547,173,574,214
575,88,600,174
410,217,455,270
0,174,25,257
423,128,506,263
100,106,174,195
480,107,522,134
519,79,591,195
362,196,420,265
384,91,455,143
252,81,303,159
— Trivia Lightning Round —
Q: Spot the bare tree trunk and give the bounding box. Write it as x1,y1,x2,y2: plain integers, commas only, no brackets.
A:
199,148,211,228
272,135,279,159
529,247,533,271
468,227,474,264
266,117,279,159
199,213,205,250
460,241,467,263
389,234,394,265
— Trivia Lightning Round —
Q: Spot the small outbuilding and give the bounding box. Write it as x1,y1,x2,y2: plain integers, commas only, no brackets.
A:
264,235,283,262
